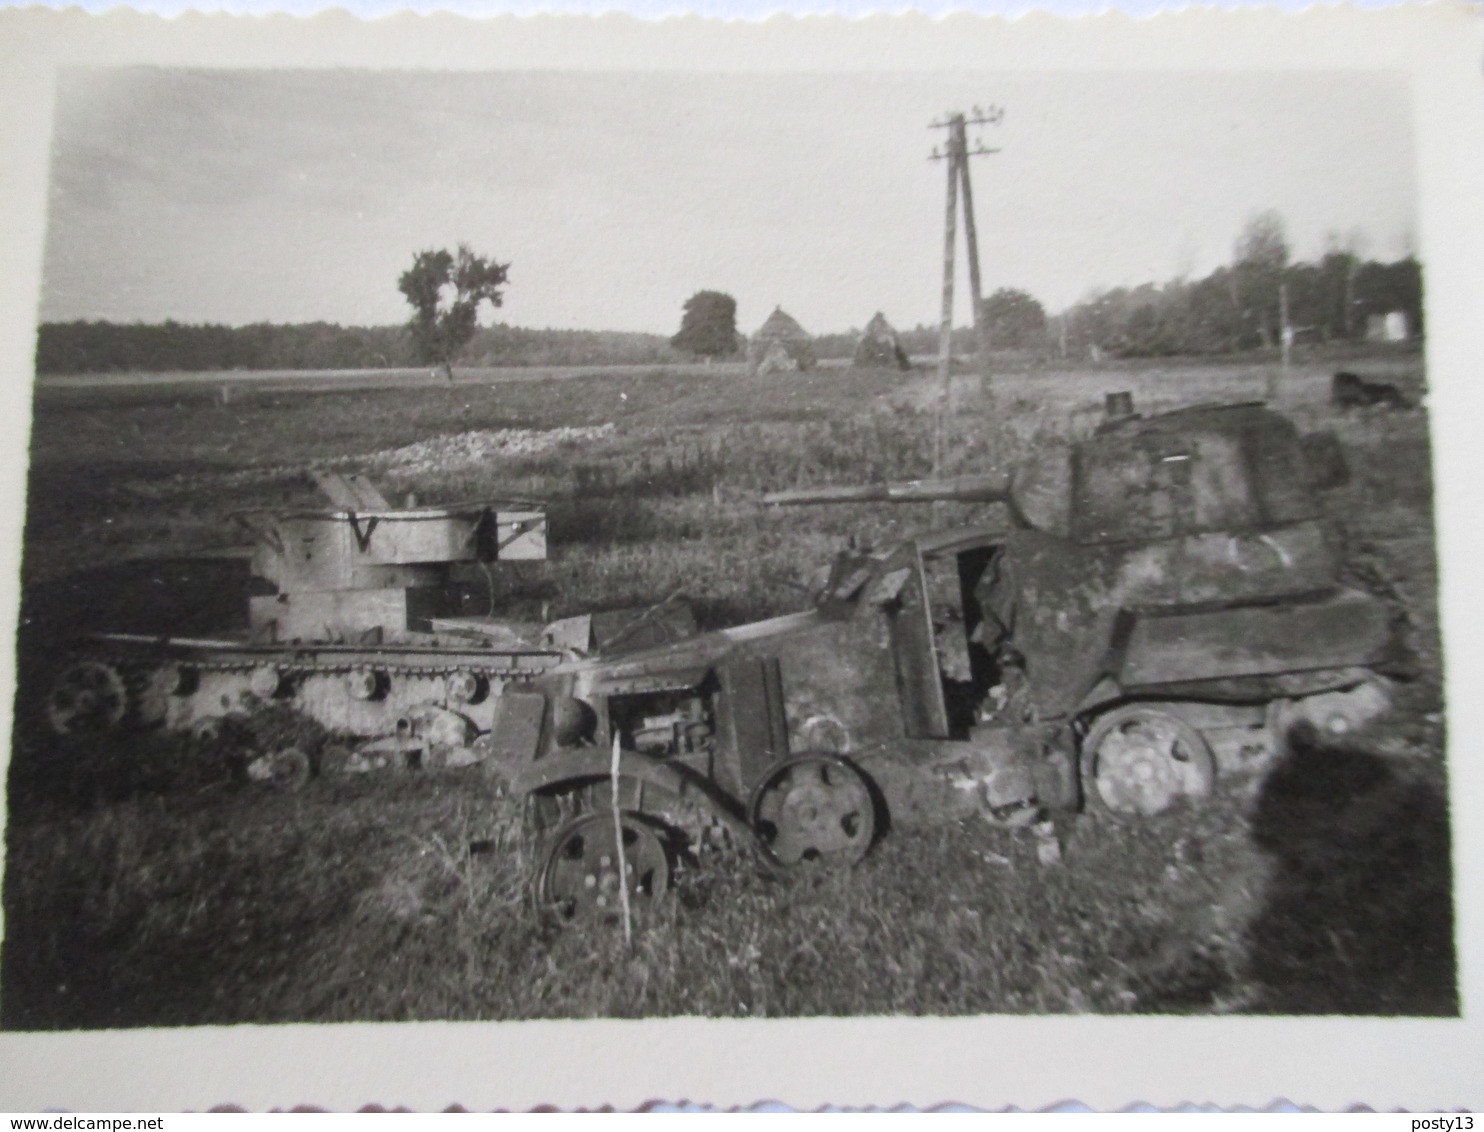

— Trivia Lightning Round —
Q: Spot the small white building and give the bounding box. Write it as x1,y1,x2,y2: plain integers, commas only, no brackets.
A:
1365,311,1410,342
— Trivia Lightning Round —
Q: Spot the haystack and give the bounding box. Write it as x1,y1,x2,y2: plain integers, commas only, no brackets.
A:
852,311,911,371
747,307,816,376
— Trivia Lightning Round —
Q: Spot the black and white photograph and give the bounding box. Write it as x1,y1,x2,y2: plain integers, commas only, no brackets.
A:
0,6,1480,1111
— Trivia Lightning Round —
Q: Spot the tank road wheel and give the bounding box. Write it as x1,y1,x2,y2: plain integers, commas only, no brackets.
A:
536,811,671,925
47,661,130,736
249,665,288,700
446,671,485,706
345,669,384,702
1081,704,1216,818
749,755,877,867
247,746,313,793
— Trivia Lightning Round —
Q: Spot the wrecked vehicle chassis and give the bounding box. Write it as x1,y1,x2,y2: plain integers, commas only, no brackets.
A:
494,401,1410,920
491,541,1398,921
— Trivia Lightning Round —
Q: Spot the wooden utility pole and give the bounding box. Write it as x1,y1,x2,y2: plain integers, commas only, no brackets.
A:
928,106,1003,480
932,120,960,482
1279,283,1292,367
956,123,989,362
1271,281,1291,403
1344,253,1359,340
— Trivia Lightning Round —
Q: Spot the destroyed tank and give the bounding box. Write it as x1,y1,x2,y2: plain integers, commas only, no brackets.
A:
408,400,1403,923
763,399,1408,816
41,469,697,787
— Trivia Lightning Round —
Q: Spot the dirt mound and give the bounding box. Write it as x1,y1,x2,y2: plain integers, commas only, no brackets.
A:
373,424,617,474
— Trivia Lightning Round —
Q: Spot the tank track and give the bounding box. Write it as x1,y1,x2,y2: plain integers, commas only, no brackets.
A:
48,633,571,746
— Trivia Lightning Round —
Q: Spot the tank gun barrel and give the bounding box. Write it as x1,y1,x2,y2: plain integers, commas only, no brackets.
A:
763,473,1011,507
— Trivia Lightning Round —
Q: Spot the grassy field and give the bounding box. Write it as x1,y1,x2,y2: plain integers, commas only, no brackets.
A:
2,346,1456,1026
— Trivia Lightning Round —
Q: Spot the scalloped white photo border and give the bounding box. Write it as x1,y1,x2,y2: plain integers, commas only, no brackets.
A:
0,6,1480,1112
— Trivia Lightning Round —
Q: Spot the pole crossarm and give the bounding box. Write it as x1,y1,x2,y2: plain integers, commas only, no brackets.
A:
929,145,1000,162
929,104,1004,130
926,107,1002,162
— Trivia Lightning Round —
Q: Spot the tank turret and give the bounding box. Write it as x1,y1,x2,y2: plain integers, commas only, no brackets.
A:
767,400,1332,546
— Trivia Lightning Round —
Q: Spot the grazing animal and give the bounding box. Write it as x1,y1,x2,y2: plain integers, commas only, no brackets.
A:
1332,371,1407,411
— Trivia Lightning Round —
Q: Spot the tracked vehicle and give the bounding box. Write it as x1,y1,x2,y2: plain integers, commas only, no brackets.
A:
43,470,696,785
484,401,1406,919
758,401,1407,809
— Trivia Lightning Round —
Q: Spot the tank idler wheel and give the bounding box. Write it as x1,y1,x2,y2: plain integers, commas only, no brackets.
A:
47,661,131,736
536,811,671,925
749,754,877,867
1081,704,1216,818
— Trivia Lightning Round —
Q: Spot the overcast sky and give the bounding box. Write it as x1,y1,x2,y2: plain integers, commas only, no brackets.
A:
39,67,1416,335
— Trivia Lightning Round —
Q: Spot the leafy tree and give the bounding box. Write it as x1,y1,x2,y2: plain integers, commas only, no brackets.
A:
397,243,509,382
1302,251,1355,340
671,291,739,358
1233,210,1290,348
981,288,1047,350
1234,209,1290,271
1281,261,1334,341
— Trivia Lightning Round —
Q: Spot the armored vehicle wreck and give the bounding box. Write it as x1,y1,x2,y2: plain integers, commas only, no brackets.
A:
452,403,1402,919
44,471,692,786
762,401,1406,816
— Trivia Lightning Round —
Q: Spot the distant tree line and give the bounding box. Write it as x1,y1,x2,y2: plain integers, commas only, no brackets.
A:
1057,213,1424,359
35,321,404,374
813,325,981,361
37,211,1421,375
35,320,683,375
819,214,1424,364
463,326,683,369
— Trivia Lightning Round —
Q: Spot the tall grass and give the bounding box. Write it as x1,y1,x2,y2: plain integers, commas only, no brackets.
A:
6,749,1451,1026
0,773,1254,1025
